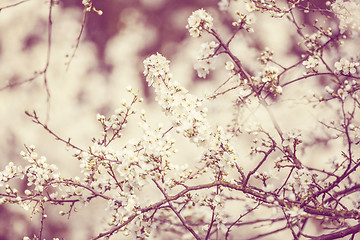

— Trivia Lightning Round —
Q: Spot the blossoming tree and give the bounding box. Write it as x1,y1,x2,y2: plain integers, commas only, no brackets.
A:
1,0,360,239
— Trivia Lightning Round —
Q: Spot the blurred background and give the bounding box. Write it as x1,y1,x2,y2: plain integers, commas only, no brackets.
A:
0,0,350,239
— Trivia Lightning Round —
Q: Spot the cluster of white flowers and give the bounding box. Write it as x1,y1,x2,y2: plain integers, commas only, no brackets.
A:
0,162,22,187
20,148,60,192
331,0,360,34
325,79,359,101
254,66,282,95
303,55,320,73
137,120,177,186
303,31,327,54
143,52,171,87
246,0,291,17
75,143,137,194
0,145,63,218
334,58,359,75
285,168,315,200
144,53,238,177
232,11,256,32
194,41,219,78
96,108,128,132
186,9,214,38
285,206,307,219
261,66,279,83
71,110,183,237
144,53,212,147
282,130,302,148
258,66,277,83
258,47,274,65
96,89,140,136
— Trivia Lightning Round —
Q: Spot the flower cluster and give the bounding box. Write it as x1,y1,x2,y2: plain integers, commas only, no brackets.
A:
96,88,140,140
194,41,219,78
282,130,302,148
325,78,360,102
144,53,238,177
285,168,316,200
303,55,320,73
0,162,22,187
302,31,328,54
247,0,295,17
0,145,62,215
232,11,256,32
331,0,360,34
143,52,171,86
144,53,212,147
254,66,282,95
20,147,60,192
186,9,214,38
285,206,307,220
334,58,359,75
258,47,274,65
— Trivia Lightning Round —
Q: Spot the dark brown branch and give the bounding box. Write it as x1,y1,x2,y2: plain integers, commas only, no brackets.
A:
243,146,275,187
153,180,202,240
308,224,360,240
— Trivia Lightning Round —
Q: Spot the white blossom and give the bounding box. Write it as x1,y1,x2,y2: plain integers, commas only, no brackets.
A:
225,61,235,71
186,9,214,38
218,0,230,11
331,0,360,34
194,41,219,78
232,11,256,32
143,52,171,86
334,58,359,75
245,1,256,12
303,55,320,71
286,206,306,219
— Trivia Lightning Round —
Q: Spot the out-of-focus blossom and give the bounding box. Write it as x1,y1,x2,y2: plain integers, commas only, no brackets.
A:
194,41,219,78
218,0,230,11
331,0,360,34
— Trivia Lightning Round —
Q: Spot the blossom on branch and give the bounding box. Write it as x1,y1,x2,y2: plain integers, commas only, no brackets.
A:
186,8,214,38
334,58,359,75
143,52,171,86
194,41,219,78
331,0,360,34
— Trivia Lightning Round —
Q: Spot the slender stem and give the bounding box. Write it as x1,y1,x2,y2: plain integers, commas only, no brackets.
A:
153,180,202,240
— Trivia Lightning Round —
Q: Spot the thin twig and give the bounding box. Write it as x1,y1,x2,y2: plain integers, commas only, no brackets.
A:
153,180,202,240
0,0,30,11
66,9,89,71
